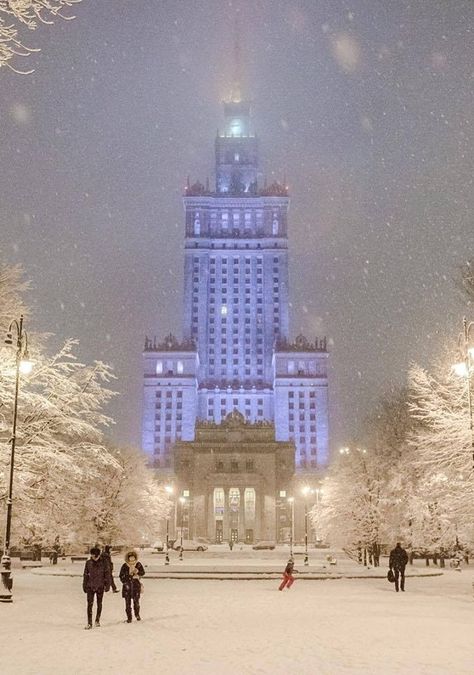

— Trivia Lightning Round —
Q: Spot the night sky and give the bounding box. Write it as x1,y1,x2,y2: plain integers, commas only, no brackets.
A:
1,0,473,453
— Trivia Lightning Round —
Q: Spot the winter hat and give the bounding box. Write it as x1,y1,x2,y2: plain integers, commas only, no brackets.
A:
90,547,101,556
125,550,138,562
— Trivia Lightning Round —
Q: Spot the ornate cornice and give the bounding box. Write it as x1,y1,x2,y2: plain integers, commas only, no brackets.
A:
275,334,328,353
144,333,196,352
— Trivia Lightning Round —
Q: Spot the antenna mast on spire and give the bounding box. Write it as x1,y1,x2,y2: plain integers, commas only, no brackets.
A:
230,14,242,103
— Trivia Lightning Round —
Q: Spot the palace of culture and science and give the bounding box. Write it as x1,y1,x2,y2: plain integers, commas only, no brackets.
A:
141,89,329,544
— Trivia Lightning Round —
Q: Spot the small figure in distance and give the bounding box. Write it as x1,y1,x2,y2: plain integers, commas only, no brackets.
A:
389,542,409,592
102,545,120,593
83,546,110,629
119,550,145,623
279,558,296,591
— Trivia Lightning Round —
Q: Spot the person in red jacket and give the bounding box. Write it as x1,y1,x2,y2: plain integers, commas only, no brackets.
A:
279,558,295,590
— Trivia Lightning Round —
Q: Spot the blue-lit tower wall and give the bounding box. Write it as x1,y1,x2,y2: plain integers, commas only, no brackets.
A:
182,101,290,424
142,97,329,471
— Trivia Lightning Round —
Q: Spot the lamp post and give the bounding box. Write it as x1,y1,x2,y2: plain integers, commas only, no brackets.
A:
1,315,33,603
287,497,294,558
178,496,186,561
314,487,322,544
164,485,174,565
453,317,474,467
302,486,310,566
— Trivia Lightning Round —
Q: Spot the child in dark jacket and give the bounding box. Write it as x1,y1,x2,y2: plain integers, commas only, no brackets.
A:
82,547,110,629
279,558,296,590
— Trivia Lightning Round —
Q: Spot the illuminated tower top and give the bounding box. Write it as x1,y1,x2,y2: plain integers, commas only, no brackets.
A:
215,100,258,195
215,26,258,195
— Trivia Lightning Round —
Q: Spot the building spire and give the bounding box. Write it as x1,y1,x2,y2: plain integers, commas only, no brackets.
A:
230,15,242,103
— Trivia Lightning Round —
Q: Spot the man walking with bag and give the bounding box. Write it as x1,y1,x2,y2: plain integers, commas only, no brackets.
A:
389,542,409,592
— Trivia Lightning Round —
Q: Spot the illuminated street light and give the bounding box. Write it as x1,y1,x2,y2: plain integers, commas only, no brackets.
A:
287,497,295,558
453,316,474,467
164,485,174,565
301,486,311,566
314,487,323,544
178,496,187,561
1,316,33,603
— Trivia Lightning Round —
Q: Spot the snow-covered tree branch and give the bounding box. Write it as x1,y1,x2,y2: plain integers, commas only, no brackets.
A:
0,0,82,73
0,255,171,550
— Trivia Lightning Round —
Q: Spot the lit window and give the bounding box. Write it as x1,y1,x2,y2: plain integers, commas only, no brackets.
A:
177,361,184,374
156,361,163,374
194,213,200,235
230,119,241,135
221,305,227,316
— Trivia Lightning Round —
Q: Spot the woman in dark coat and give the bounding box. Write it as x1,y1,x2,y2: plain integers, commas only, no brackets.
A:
119,550,145,622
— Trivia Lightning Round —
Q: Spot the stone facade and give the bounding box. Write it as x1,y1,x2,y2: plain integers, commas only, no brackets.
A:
172,410,295,544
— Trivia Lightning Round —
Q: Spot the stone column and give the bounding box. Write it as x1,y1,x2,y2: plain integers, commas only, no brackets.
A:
239,487,245,541
207,488,213,541
223,488,230,541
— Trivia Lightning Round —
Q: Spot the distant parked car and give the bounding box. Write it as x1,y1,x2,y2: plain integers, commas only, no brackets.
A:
195,536,211,545
252,541,276,550
152,540,164,552
173,539,208,552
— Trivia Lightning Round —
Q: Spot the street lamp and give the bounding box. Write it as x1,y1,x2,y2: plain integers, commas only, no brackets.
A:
1,315,33,603
314,487,323,544
453,316,474,467
178,496,186,561
164,485,174,565
302,486,311,566
287,497,294,558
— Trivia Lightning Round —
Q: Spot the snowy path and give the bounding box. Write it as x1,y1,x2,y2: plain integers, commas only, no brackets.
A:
1,569,473,675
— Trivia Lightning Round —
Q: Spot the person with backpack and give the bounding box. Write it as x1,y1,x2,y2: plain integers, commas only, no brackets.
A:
279,558,296,590
82,547,110,629
389,542,409,592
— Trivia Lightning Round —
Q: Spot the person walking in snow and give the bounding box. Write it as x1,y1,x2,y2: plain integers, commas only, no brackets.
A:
279,558,296,591
102,545,119,593
389,542,409,592
82,546,110,629
119,550,145,623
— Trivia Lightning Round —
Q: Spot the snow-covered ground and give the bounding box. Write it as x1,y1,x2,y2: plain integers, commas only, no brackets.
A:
1,563,473,675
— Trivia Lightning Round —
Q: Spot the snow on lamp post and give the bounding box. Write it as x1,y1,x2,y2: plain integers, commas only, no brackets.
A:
287,497,295,558
164,485,174,566
178,496,186,562
302,485,311,566
453,316,474,468
1,315,33,603
314,487,323,544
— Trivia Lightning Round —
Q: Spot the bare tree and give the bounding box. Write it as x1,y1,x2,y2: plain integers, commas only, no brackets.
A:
0,0,82,73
